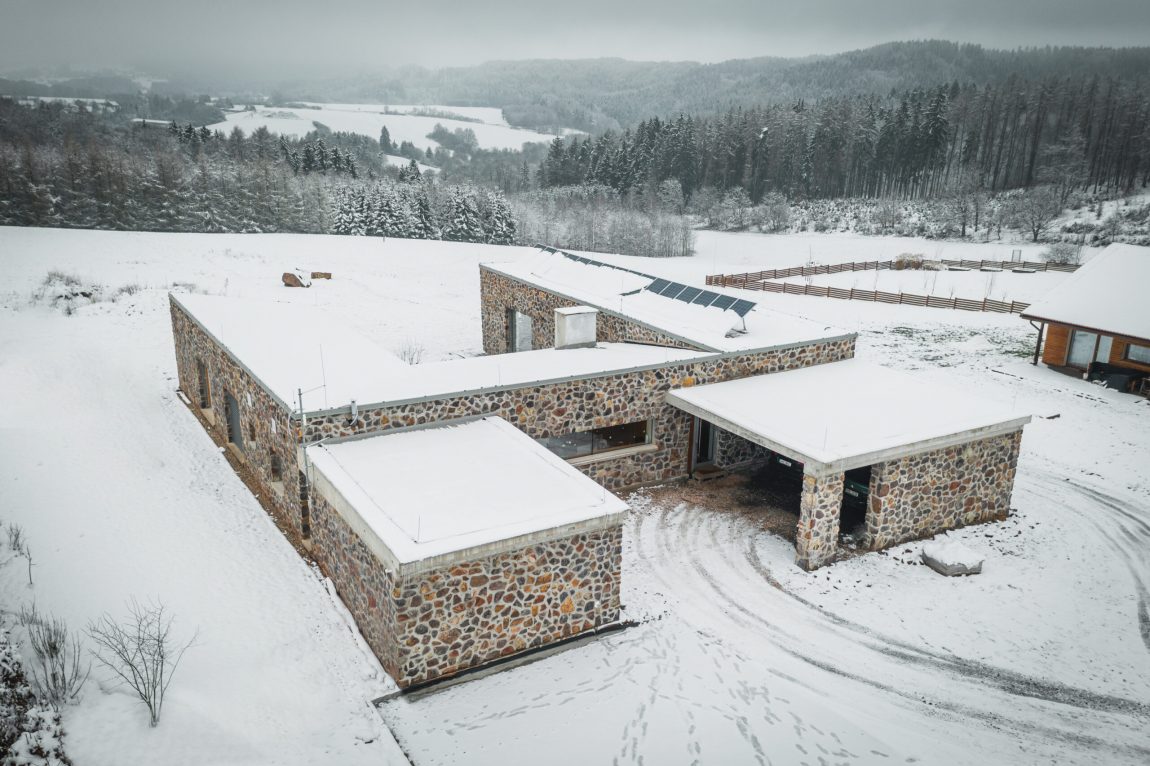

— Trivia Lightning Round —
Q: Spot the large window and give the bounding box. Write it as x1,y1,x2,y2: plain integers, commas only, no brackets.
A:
1126,343,1150,365
537,420,652,460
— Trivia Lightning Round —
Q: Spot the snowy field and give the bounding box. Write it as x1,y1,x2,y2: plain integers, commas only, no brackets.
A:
1,226,1148,765
776,267,1070,304
209,103,562,152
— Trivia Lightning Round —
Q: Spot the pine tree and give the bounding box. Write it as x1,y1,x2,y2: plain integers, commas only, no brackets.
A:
442,186,485,242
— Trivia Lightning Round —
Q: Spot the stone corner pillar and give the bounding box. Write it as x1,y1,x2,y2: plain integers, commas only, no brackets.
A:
794,470,844,571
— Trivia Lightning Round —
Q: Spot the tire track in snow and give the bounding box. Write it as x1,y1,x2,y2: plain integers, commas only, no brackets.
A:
628,482,1150,762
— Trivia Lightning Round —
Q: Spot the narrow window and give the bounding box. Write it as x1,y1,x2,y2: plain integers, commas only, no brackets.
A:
506,308,534,352
270,453,283,482
224,391,244,450
196,359,211,409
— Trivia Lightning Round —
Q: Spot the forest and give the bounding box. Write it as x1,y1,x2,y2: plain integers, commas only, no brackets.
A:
1,41,1148,255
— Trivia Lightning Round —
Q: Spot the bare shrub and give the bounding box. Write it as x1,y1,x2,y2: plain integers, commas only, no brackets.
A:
6,524,33,586
394,340,425,365
111,284,143,301
19,606,89,707
1043,242,1081,265
33,272,105,314
893,253,925,271
87,601,196,727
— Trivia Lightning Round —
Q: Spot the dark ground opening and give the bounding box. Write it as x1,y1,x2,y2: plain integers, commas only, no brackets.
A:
840,465,872,541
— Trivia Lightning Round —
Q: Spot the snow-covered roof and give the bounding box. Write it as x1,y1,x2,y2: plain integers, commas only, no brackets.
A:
1021,244,1150,342
666,359,1030,473
173,292,710,415
173,293,407,411
485,249,849,353
305,416,628,569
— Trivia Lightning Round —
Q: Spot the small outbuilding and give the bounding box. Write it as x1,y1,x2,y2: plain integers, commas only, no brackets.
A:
666,360,1030,569
304,416,627,688
1022,243,1150,394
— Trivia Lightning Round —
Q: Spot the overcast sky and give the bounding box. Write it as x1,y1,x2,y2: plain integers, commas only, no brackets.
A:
2,0,1149,77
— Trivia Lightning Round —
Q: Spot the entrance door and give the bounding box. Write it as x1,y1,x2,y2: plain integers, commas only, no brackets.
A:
224,392,243,450
693,418,715,468
1067,329,1097,368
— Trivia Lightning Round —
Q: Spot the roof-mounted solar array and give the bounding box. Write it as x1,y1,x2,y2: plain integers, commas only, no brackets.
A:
534,243,757,320
537,244,656,280
639,277,757,317
730,299,756,317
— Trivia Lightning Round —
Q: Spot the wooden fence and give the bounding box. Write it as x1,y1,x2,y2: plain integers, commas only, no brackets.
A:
704,258,1080,315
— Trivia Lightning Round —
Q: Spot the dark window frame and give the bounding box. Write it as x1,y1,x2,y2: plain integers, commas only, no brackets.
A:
537,418,653,460
1124,342,1150,365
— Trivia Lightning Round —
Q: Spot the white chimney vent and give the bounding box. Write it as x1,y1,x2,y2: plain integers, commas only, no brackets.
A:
554,306,598,349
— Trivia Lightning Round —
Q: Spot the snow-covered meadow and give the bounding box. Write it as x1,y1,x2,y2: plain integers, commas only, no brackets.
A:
0,226,1147,765
208,103,563,152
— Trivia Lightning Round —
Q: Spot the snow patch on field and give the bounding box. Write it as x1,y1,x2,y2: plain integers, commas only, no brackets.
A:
210,103,561,151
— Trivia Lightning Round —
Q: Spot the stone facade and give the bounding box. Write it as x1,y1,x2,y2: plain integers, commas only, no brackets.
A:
170,298,304,540
795,472,844,570
865,430,1023,550
300,337,856,492
480,268,703,354
309,488,622,688
713,428,771,470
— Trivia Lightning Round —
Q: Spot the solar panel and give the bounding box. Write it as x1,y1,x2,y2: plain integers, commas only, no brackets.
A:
646,278,672,294
709,295,736,311
658,282,688,298
691,290,721,307
675,287,703,304
730,299,756,317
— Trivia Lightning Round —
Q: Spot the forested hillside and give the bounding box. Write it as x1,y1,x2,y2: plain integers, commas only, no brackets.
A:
536,75,1149,201
308,42,1150,132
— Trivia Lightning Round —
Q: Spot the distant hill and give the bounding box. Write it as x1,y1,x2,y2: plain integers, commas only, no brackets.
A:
308,41,1150,132
6,41,1150,133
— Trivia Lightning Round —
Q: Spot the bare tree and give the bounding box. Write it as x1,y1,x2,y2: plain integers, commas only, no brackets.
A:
19,604,90,707
1005,186,1063,242
87,601,196,727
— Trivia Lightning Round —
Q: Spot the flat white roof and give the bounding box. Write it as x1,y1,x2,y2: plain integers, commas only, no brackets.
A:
486,250,850,354
1022,244,1150,342
305,416,628,569
173,293,408,411
667,359,1030,474
174,293,711,415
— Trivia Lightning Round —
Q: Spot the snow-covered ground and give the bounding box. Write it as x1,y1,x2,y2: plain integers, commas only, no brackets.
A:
208,103,561,152
1,226,1148,765
301,103,510,127
776,267,1070,303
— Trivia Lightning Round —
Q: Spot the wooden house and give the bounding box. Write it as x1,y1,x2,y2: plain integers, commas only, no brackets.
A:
1022,244,1150,393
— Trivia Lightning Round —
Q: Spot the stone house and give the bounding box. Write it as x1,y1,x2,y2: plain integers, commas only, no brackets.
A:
169,246,1029,687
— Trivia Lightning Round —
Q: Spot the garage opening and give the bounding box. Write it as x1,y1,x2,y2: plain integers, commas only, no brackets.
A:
735,450,806,542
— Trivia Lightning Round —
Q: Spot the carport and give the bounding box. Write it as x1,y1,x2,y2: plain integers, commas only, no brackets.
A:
666,360,1031,570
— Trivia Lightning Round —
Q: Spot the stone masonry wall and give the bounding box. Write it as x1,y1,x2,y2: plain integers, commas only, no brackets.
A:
390,526,622,687
865,430,1023,550
795,473,844,571
480,268,703,354
302,337,856,491
170,297,304,538
309,485,622,688
714,428,771,470
308,489,401,677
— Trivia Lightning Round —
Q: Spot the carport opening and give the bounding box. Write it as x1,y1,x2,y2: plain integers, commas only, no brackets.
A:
740,450,805,541
840,465,872,543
